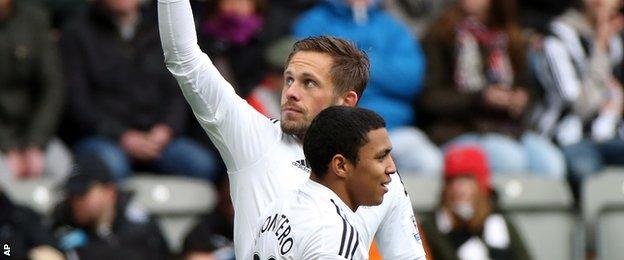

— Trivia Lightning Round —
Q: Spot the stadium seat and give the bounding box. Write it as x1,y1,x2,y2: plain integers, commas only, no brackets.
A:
582,169,624,260
493,176,581,260
123,174,218,253
1,178,61,215
596,208,624,260
400,175,441,214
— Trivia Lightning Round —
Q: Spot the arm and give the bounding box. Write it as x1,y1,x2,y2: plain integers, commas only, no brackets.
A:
158,74,188,136
375,174,427,260
158,0,279,171
546,24,611,120
26,8,64,148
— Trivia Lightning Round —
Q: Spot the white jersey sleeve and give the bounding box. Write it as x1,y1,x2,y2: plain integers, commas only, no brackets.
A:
375,173,427,260
157,0,280,171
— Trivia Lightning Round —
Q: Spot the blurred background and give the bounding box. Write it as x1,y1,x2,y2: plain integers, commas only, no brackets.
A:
1,0,624,259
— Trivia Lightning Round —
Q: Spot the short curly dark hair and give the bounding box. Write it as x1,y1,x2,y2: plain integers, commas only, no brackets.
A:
303,106,385,177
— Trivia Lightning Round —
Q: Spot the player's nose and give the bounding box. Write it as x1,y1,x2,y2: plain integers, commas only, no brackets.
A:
284,82,302,102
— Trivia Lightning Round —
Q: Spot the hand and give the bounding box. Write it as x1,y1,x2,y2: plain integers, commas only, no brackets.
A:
5,149,27,178
148,124,173,151
509,88,529,118
24,147,45,178
483,85,513,110
120,130,161,161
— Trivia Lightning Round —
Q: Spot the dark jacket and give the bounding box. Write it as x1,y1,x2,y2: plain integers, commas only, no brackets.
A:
420,19,532,145
59,3,187,141
0,1,64,151
420,210,531,260
52,191,169,260
0,192,59,259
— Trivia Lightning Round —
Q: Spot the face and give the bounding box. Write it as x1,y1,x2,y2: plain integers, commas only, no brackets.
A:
186,252,216,260
459,0,491,17
445,176,479,207
70,184,116,226
584,0,623,17
281,51,342,136
101,0,141,15
347,128,395,207
219,0,256,16
0,0,10,10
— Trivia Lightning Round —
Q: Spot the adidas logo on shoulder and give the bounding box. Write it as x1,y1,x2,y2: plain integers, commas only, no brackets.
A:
292,159,311,174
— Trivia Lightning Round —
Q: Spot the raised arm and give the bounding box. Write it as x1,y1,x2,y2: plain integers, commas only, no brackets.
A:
157,0,279,171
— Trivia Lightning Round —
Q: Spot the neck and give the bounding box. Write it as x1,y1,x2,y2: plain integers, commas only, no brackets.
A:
583,9,598,29
310,173,358,212
114,9,138,27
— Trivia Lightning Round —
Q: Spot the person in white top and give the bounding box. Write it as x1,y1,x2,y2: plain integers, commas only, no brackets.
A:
251,106,394,260
157,0,426,258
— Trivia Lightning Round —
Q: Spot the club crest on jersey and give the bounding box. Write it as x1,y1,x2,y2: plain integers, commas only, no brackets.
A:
292,159,311,173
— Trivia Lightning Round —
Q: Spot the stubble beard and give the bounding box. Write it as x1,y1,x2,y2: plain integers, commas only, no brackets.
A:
280,118,310,138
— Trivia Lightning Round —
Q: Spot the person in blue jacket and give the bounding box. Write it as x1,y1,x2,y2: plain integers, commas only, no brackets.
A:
293,0,442,176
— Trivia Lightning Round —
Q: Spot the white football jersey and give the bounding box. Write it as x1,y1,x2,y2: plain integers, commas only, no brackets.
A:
158,1,426,259
250,180,368,260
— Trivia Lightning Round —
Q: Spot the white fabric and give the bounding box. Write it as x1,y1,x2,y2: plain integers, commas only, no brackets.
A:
457,237,489,260
157,1,426,259
250,180,368,259
483,214,510,249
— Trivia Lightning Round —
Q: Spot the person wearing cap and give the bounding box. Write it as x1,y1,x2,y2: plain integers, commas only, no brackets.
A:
419,145,530,260
0,187,64,260
51,155,169,259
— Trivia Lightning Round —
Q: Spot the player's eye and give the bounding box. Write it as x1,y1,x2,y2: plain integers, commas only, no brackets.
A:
285,77,294,87
304,80,317,88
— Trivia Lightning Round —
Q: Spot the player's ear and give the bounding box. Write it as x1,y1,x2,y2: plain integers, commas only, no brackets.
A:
335,90,358,107
330,154,351,179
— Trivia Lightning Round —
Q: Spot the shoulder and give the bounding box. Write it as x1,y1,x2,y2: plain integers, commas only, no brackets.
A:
61,11,91,37
13,2,50,27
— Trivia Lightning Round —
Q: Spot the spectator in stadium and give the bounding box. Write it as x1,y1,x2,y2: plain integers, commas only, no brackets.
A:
197,0,268,98
420,0,566,179
0,0,71,186
420,145,530,260
0,187,64,260
530,0,624,197
59,0,219,181
51,155,169,259
293,0,443,176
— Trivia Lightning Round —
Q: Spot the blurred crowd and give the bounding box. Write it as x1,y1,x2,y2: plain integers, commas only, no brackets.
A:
1,0,623,259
